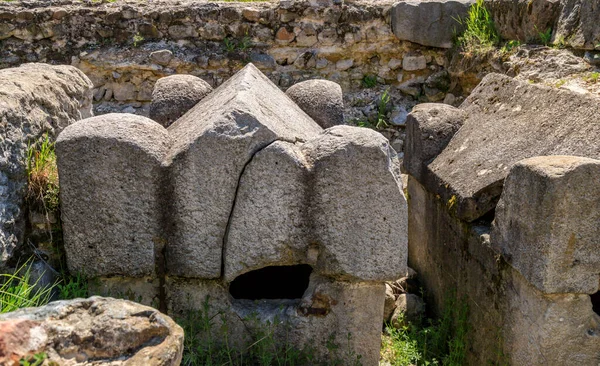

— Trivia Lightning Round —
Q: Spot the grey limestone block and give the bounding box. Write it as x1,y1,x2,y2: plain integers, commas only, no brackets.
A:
492,155,600,294
56,113,171,277
425,73,600,222
303,126,408,281
285,79,344,129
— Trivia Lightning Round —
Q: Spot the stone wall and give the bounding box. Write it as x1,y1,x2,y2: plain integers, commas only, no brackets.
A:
0,0,452,115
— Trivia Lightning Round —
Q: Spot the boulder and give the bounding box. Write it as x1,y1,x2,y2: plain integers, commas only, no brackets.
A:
492,156,600,294
285,79,344,129
555,0,600,50
383,283,397,322
486,0,560,42
0,297,183,365
390,0,474,48
149,74,213,127
390,293,426,328
166,63,322,278
56,114,171,277
0,63,92,271
422,73,600,222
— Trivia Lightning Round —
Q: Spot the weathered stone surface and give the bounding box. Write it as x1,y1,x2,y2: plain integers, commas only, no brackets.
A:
224,141,310,281
0,297,183,365
492,156,600,294
0,63,92,271
383,283,396,322
166,63,322,278
150,74,213,127
425,73,600,221
302,126,408,281
168,275,385,366
225,126,408,282
285,79,344,129
407,175,600,365
391,0,474,48
486,0,561,42
556,0,600,50
403,103,466,182
57,114,170,277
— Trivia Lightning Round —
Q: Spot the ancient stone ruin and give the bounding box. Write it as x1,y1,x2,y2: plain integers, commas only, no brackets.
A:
405,73,600,365
56,63,408,364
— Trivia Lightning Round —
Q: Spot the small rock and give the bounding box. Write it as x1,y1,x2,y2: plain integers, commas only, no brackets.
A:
398,77,424,97
583,51,600,66
390,106,409,126
275,27,295,44
402,55,427,71
150,49,173,66
336,59,354,71
388,58,403,70
383,283,397,322
391,293,426,328
443,93,457,106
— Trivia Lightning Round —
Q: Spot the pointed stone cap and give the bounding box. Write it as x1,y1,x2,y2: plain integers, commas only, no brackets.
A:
165,63,323,278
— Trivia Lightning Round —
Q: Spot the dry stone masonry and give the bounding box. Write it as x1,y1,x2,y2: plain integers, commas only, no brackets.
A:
56,64,408,365
404,73,600,365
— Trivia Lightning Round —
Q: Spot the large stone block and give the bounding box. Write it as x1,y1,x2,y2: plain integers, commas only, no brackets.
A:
391,0,474,48
303,126,408,281
0,63,92,270
226,126,408,282
224,141,310,281
57,114,170,277
424,73,600,222
486,0,560,42
492,156,600,294
556,0,600,50
166,63,322,278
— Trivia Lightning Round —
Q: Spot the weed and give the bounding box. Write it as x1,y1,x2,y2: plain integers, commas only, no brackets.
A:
380,291,469,366
583,71,600,83
223,37,237,53
57,272,88,300
376,89,391,129
132,32,144,48
362,75,378,88
554,79,567,88
536,26,552,46
500,40,520,53
455,0,499,54
26,134,59,213
19,352,47,366
223,34,253,54
0,260,54,314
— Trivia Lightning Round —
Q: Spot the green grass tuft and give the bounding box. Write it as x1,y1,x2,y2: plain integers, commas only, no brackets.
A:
0,260,54,314
455,0,500,54
380,291,469,366
26,134,59,213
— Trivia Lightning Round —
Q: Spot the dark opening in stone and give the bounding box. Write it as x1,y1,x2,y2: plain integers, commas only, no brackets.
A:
229,264,312,300
591,291,600,316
